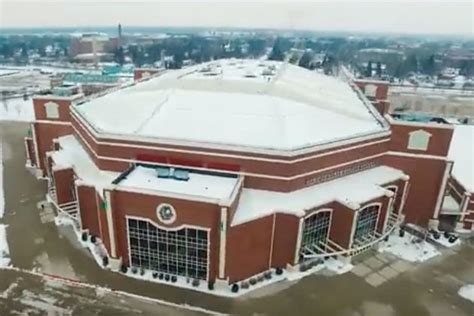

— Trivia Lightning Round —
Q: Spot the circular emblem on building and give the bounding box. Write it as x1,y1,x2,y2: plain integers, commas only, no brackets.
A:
156,203,176,224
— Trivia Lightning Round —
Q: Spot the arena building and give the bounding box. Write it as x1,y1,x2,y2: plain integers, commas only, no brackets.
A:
24,59,472,293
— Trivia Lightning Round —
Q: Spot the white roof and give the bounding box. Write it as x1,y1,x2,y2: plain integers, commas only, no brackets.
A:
51,135,119,196
232,166,406,226
75,59,384,152
448,124,474,192
118,166,239,203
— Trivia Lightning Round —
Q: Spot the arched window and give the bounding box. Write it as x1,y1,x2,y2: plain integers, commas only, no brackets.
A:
407,130,432,151
300,210,331,258
44,101,59,119
353,204,380,246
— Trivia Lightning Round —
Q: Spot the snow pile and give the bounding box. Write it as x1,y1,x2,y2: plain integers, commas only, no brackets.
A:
378,230,440,262
324,257,353,274
0,141,4,219
458,284,474,303
0,224,10,267
54,213,106,267
285,264,325,282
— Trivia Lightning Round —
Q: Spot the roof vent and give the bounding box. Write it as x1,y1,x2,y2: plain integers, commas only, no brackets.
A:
156,167,171,178
173,169,190,181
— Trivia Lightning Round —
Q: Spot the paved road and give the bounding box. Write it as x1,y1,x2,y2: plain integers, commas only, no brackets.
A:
1,121,473,316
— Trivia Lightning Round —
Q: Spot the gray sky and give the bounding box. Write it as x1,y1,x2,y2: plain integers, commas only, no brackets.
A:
0,0,473,35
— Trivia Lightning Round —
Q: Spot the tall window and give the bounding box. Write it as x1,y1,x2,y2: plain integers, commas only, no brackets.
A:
128,218,208,280
386,186,398,214
353,205,380,245
300,210,331,257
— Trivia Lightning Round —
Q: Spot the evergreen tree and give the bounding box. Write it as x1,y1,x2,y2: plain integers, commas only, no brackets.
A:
422,55,436,76
376,62,383,77
298,51,312,69
114,46,125,65
268,39,285,61
366,61,373,77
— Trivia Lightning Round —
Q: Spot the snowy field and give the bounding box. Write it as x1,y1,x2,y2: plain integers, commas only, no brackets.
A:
0,224,9,267
0,97,34,122
0,69,19,77
378,229,441,263
458,284,474,303
0,141,8,268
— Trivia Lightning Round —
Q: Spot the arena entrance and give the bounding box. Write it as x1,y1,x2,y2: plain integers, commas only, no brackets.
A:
352,204,381,247
299,210,332,261
127,218,209,280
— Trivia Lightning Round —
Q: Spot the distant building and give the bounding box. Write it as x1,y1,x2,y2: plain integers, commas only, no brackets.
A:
24,60,472,296
69,33,117,62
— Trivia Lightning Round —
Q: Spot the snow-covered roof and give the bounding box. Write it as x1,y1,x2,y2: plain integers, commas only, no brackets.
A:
117,166,239,203
232,165,406,226
448,124,474,192
51,135,119,196
74,59,385,152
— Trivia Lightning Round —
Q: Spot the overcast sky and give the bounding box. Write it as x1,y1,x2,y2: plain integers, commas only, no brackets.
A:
0,0,472,36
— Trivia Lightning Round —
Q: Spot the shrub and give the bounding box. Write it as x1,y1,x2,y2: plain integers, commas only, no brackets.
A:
120,265,128,273
241,281,249,289
158,273,164,280
275,268,283,275
102,256,109,267
257,275,265,282
90,235,97,244
192,279,200,287
264,271,272,280
432,231,440,240
208,281,215,290
152,272,158,279
249,278,257,285
299,264,308,272
399,229,405,237
171,275,177,283
81,232,88,242
444,231,451,239
140,268,145,276
231,283,239,293
449,236,458,243
131,267,138,274
164,274,170,281
384,236,389,242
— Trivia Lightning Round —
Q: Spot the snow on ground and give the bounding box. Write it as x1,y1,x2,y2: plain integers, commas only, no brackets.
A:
54,213,106,268
0,97,34,122
431,234,461,248
55,210,352,297
0,141,4,219
0,69,19,77
0,224,10,267
18,290,72,315
458,284,474,303
378,229,441,263
324,257,354,274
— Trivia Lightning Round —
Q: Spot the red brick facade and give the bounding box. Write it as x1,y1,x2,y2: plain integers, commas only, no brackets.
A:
26,79,468,287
